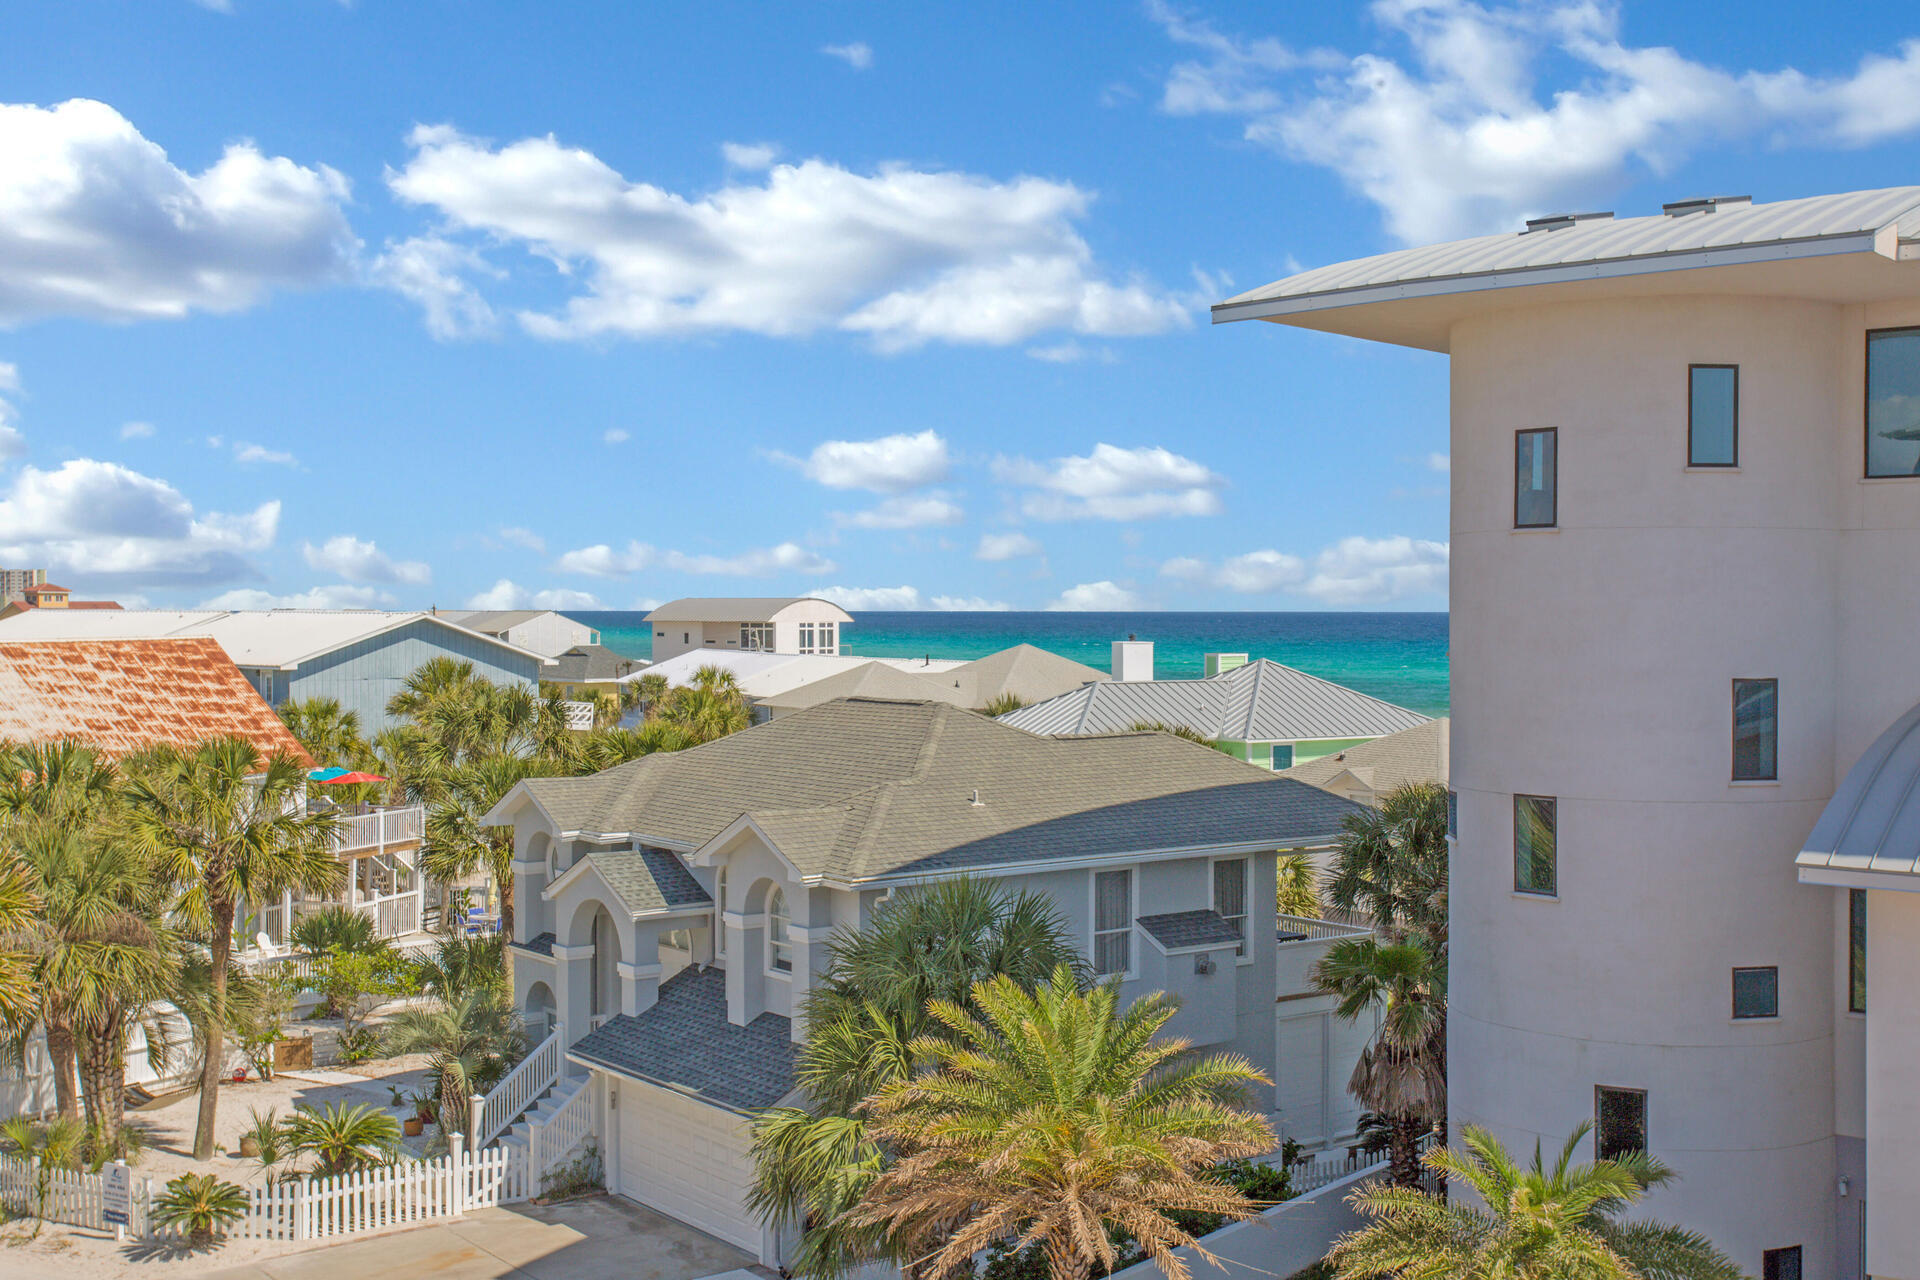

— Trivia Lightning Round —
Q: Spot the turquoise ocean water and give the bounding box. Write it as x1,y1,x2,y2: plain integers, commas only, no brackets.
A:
572,611,1450,716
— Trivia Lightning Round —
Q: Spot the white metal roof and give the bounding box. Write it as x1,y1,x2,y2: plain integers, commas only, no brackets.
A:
1798,701,1920,886
1215,186,1920,350
0,608,549,670
644,597,854,624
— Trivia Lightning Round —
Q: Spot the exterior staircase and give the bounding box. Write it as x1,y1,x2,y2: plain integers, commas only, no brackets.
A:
495,1072,594,1197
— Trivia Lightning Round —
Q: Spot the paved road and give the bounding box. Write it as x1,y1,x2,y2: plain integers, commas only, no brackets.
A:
199,1197,755,1280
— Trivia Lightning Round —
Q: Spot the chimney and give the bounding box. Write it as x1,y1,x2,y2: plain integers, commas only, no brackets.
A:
1112,639,1154,682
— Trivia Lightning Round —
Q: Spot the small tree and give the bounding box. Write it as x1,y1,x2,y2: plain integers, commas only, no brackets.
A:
283,1102,401,1176
313,947,413,1031
153,1173,249,1248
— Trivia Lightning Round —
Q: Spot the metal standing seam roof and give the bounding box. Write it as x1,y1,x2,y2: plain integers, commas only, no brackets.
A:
566,966,797,1112
492,697,1365,885
1215,186,1920,325
0,636,314,764
998,659,1430,743
643,597,854,624
1799,700,1920,881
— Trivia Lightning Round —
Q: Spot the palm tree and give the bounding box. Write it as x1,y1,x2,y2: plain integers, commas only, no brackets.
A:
380,990,525,1141
1128,720,1219,747
980,692,1026,717
1311,937,1445,1187
283,1101,401,1176
119,737,345,1160
627,672,670,719
1325,781,1449,957
750,880,1089,1279
1331,1123,1744,1280
659,665,752,744
569,721,696,771
845,966,1276,1280
1276,852,1321,919
415,935,510,1003
276,697,369,769
416,751,565,937
289,902,382,957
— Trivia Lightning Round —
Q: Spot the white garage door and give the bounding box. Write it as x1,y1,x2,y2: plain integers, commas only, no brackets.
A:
617,1080,761,1251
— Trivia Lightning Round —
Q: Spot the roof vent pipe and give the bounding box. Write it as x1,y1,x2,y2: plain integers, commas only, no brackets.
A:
1662,195,1753,216
969,789,984,807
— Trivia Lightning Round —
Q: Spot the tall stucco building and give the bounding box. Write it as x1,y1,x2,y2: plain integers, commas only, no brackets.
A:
1217,187,1920,1280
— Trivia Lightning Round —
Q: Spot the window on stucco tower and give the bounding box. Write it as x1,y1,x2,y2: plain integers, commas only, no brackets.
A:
1212,859,1248,957
1732,678,1778,781
768,888,794,973
1515,428,1558,528
1849,888,1866,1013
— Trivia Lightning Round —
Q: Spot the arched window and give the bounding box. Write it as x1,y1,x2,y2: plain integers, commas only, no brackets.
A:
767,888,793,973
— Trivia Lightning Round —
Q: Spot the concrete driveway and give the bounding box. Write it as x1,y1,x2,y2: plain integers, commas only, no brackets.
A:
198,1196,756,1280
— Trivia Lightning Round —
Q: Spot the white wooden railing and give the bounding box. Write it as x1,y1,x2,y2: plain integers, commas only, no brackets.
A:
470,1023,564,1150
353,888,423,938
527,1081,592,1190
1276,913,1375,943
333,805,425,854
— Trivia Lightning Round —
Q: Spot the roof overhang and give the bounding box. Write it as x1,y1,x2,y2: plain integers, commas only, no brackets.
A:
688,813,811,880
1798,699,1920,891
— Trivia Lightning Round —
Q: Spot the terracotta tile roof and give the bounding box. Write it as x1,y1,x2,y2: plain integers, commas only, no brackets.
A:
0,636,313,765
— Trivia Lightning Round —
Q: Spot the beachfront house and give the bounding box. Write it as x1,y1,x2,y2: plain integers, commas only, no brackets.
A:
1280,718,1450,807
543,644,648,699
644,597,853,662
1216,184,1920,1280
0,607,550,735
440,608,600,658
1000,641,1430,770
479,697,1372,1263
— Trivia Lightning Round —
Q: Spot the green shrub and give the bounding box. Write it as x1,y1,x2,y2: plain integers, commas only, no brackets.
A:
283,1101,400,1176
152,1173,248,1247
290,904,382,957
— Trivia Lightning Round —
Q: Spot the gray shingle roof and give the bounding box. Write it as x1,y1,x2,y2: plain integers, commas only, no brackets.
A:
511,931,556,957
1138,910,1244,951
584,848,713,915
567,967,797,1112
998,659,1430,743
500,697,1366,885
547,644,645,684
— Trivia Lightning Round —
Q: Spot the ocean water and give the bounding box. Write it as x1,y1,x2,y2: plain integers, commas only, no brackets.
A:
572,611,1450,716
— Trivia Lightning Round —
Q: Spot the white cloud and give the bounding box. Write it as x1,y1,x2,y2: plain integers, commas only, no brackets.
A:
384,126,1188,350
233,442,297,466
822,42,874,70
202,584,395,610
778,429,951,492
807,584,1011,611
976,531,1043,561
721,141,780,170
1427,452,1450,473
555,539,836,578
301,534,431,585
994,442,1224,520
0,99,354,325
1153,3,1920,244
497,525,545,552
119,421,155,440
1047,580,1142,611
1166,536,1448,604
462,579,606,611
0,425,20,463
368,235,499,340
0,458,278,587
603,428,630,445
835,492,964,530
1026,340,1115,364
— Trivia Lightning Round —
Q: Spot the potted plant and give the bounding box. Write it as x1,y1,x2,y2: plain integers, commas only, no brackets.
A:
405,1090,435,1137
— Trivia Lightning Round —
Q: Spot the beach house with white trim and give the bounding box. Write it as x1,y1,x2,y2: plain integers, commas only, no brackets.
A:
644,597,853,662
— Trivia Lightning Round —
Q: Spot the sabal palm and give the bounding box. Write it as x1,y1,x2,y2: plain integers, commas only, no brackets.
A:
846,966,1276,1280
1275,852,1322,919
627,672,669,719
660,665,752,744
1332,1123,1744,1280
1326,781,1449,957
750,880,1086,1278
418,752,565,936
119,737,345,1160
381,990,524,1140
569,721,696,771
1312,936,1445,1187
415,935,510,1003
276,697,369,768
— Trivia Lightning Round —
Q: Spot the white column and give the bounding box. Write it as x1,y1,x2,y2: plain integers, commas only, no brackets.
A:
550,943,595,1048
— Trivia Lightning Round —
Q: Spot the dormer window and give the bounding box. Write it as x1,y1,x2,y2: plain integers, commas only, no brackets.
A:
767,888,793,973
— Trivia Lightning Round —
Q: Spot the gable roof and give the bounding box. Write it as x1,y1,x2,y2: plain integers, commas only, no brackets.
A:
0,637,313,764
645,597,853,624
546,644,646,685
1281,718,1451,794
554,847,714,917
0,607,548,670
441,609,548,632
567,966,796,1112
997,658,1430,743
1214,186,1920,351
493,697,1365,886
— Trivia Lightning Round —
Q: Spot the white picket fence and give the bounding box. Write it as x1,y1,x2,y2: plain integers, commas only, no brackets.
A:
0,1154,151,1236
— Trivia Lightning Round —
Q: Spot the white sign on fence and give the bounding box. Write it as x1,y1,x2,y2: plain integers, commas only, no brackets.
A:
101,1161,130,1229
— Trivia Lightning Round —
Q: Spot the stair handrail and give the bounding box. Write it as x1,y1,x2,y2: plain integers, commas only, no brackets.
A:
471,1021,564,1150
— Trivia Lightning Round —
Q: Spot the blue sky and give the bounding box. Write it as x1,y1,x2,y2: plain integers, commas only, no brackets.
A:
1,1,1917,613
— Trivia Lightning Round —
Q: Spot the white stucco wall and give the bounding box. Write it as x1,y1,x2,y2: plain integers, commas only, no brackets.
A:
1865,888,1920,1280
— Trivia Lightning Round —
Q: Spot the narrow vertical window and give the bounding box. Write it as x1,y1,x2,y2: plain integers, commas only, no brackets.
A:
1732,678,1779,781
798,622,816,654
1732,966,1779,1019
1515,428,1558,527
1849,888,1866,1013
1092,869,1133,977
714,866,727,958
1212,859,1248,957
1688,364,1738,466
1270,743,1293,770
1866,327,1920,477
1514,795,1557,896
1762,1246,1803,1280
1594,1086,1647,1160
819,621,836,653
767,888,793,973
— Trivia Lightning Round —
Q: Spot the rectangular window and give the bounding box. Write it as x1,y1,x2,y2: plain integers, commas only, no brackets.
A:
1270,743,1294,770
1688,364,1739,466
818,621,836,652
1733,678,1779,781
1092,869,1133,977
1763,1246,1803,1280
1732,966,1779,1019
739,623,774,650
1212,858,1248,957
1849,888,1866,1013
1595,1086,1647,1161
798,622,816,654
1866,327,1920,477
1515,428,1558,528
1446,789,1458,839
1514,795,1557,896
